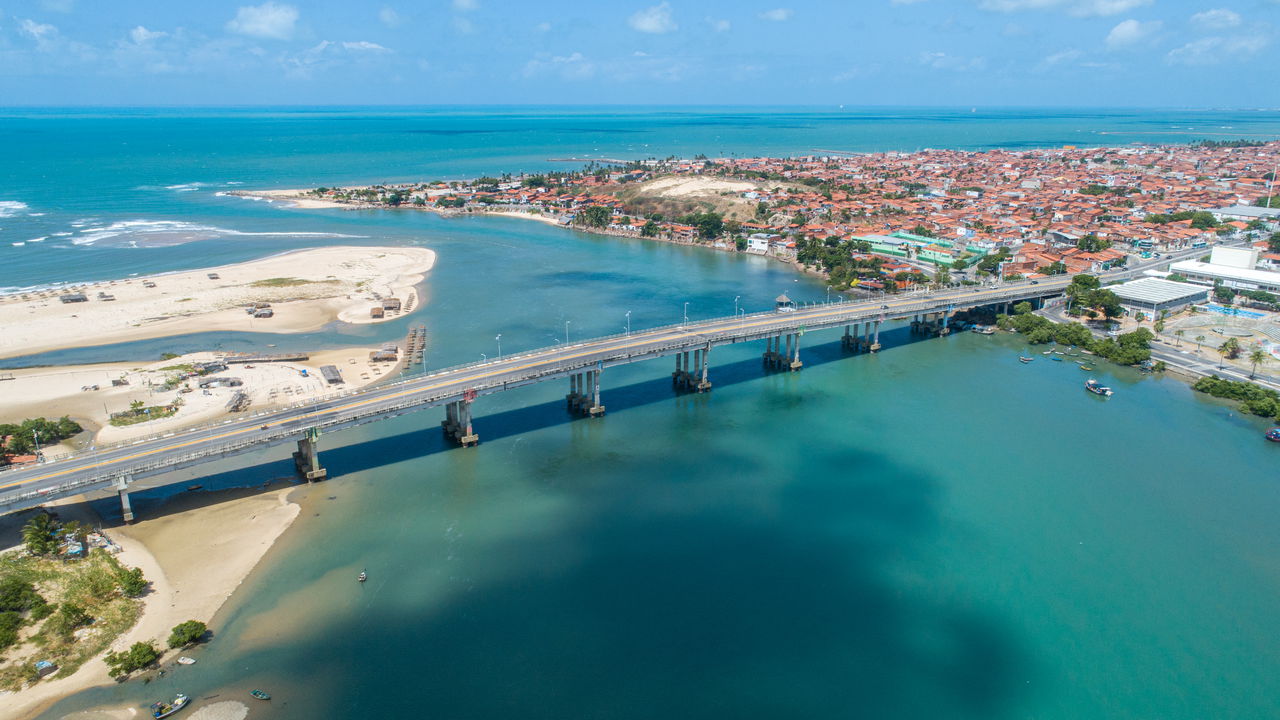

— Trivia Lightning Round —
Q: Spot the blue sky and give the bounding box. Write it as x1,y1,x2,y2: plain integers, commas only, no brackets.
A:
1,0,1278,106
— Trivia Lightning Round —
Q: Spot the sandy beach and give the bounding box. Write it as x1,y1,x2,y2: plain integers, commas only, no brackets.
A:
2,486,302,720
0,346,409,447
0,246,435,360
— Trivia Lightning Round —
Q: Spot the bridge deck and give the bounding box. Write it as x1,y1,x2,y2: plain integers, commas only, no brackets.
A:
0,279,1070,513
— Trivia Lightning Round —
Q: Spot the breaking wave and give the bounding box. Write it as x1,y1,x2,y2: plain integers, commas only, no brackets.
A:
70,219,366,247
0,201,30,218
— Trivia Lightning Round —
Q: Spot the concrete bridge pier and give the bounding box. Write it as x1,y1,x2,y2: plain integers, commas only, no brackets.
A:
842,324,854,351
870,318,883,353
567,372,585,413
695,343,712,392
114,476,134,524
790,332,803,371
587,369,606,415
292,426,327,482
442,399,479,447
941,308,953,335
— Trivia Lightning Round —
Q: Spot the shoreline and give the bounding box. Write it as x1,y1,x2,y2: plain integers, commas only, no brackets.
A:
4,484,302,720
0,246,436,360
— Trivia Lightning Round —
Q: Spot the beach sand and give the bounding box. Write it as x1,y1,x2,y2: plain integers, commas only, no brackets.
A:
0,347,406,446
0,246,435,360
2,486,302,720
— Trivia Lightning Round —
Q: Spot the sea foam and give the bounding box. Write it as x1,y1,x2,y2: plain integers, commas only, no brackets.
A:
71,219,365,247
0,200,30,218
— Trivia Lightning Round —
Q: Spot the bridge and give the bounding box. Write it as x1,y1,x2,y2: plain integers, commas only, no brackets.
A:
0,277,1074,518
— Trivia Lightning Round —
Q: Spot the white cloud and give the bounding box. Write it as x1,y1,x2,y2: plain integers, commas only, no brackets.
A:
1038,48,1082,68
629,3,677,33
707,17,731,32
453,0,478,9
342,40,390,52
40,0,74,13
379,6,402,28
522,51,596,80
19,18,58,46
1167,34,1269,65
918,51,986,71
226,2,299,40
1105,18,1161,48
759,8,793,21
1190,8,1241,30
979,0,1151,17
129,26,167,44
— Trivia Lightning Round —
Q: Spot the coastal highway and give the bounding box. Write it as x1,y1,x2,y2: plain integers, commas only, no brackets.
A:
0,277,1072,513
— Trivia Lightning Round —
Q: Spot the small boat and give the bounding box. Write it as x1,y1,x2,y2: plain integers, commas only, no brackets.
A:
1079,365,1094,371
1085,379,1113,397
1266,428,1280,443
151,694,189,719
1041,350,1053,355
1019,356,1034,363
177,657,196,665
1050,355,1063,362
357,570,367,583
250,690,271,701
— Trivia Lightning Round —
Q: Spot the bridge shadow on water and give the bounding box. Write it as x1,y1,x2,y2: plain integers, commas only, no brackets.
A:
90,325,934,524
74,323,1034,718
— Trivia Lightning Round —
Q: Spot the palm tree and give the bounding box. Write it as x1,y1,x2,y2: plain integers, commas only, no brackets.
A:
1249,348,1270,379
22,512,58,555
1195,335,1206,353
1174,329,1185,347
1218,338,1242,369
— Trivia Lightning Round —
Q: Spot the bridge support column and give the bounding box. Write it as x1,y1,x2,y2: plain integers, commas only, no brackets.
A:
114,476,134,524
790,332,803,371
842,324,853,351
941,309,952,335
696,343,712,392
443,399,479,447
870,319,883,353
588,369,605,416
292,426,327,482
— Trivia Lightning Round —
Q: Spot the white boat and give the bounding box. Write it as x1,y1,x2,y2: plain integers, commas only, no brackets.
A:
177,656,196,665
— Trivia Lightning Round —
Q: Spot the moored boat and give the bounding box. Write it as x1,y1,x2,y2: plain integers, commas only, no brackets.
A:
177,656,196,665
1079,365,1094,371
1085,379,1113,397
1050,355,1063,362
357,570,367,582
151,694,189,719
1019,356,1034,363
250,689,271,701
1266,428,1280,442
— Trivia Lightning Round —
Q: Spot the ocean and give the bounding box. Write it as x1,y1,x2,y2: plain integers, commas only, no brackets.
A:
5,107,1280,719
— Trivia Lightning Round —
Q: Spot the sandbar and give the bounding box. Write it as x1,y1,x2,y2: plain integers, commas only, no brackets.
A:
0,246,435,360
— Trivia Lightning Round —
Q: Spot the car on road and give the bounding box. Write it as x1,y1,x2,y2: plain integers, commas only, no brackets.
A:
1030,280,1040,284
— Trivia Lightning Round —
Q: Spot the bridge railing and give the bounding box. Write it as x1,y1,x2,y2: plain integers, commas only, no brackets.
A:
0,282,1069,482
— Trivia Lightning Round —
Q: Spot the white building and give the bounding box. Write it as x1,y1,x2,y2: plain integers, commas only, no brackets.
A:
1110,278,1210,315
1208,246,1260,270
1169,260,1280,294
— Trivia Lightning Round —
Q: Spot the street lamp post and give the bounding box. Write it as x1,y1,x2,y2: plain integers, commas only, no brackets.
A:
496,334,502,361
683,301,689,325
734,295,740,316
625,310,631,336
481,353,487,364
565,321,571,345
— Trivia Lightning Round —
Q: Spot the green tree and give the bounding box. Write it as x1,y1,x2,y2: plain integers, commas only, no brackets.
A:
1249,348,1270,379
21,512,59,556
1195,335,1206,353
1076,234,1111,252
0,576,46,613
576,205,612,229
105,641,161,679
168,620,209,648
1219,337,1242,366
1268,233,1280,253
640,220,659,237
1173,329,1184,347
117,566,148,598
129,400,144,413
47,602,92,638
1037,261,1067,275
1013,301,1032,315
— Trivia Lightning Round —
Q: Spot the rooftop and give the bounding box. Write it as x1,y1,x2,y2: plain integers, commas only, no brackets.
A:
1169,260,1280,286
1109,277,1209,305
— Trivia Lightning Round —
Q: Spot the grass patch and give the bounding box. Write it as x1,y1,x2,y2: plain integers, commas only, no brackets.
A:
251,277,318,288
108,405,179,427
0,551,144,691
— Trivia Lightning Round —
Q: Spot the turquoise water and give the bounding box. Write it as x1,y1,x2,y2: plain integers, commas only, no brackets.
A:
1204,303,1266,319
5,108,1278,719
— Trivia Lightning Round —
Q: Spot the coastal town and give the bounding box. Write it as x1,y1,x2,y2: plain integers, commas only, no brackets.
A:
251,140,1280,293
